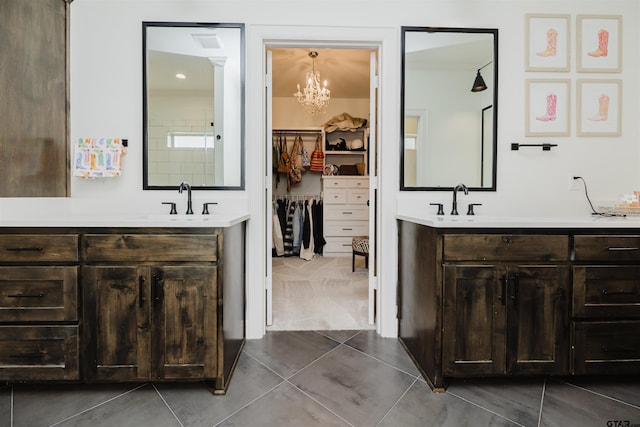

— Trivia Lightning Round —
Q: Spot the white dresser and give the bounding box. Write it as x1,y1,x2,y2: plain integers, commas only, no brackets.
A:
322,177,369,256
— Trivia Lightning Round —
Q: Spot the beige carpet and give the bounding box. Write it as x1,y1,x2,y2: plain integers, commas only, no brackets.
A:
268,255,375,331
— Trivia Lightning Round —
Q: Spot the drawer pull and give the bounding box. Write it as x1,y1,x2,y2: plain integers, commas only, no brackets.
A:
342,212,353,214
607,247,639,251
602,289,635,296
152,274,162,305
510,273,519,305
6,247,44,252
342,228,353,231
7,292,45,298
498,275,507,305
10,352,45,359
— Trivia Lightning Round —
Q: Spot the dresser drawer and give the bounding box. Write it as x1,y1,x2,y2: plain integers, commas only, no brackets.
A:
82,234,217,262
0,266,78,322
325,221,369,237
323,178,346,189
574,235,640,262
572,321,640,375
323,237,354,253
443,234,569,261
0,326,79,380
346,179,368,189
323,177,368,189
324,189,347,204
0,235,78,263
324,205,368,221
347,189,368,205
573,266,640,318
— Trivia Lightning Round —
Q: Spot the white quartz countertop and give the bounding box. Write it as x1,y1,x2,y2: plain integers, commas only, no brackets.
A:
0,198,250,228
396,213,640,229
0,212,250,228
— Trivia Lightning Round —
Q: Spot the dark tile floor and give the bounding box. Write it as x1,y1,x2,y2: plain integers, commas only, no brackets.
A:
1,330,639,426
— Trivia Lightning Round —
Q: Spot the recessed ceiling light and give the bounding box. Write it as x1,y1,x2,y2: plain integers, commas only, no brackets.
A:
176,73,186,79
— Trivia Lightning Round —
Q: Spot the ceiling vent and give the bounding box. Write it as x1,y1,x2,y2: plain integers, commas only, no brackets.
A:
191,33,223,49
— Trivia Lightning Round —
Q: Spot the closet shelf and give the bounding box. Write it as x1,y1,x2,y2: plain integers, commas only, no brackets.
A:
325,150,366,155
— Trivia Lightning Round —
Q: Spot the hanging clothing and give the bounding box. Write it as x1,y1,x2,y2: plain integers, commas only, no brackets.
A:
300,201,315,261
277,199,288,239
283,203,296,257
292,202,303,256
312,199,326,254
272,203,284,257
302,200,311,249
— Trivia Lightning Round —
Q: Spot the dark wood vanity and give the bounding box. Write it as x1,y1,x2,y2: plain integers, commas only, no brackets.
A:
397,219,640,391
0,224,245,394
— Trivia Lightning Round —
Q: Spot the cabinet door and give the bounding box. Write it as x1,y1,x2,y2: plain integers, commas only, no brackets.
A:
443,265,506,376
506,266,569,375
0,0,68,196
83,267,151,380
151,266,217,380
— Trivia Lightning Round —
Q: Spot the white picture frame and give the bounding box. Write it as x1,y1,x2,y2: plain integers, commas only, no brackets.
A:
525,79,571,137
577,15,622,73
577,79,621,137
525,14,570,72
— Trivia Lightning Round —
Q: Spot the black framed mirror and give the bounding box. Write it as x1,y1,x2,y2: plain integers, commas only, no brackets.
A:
143,22,245,190
401,27,498,191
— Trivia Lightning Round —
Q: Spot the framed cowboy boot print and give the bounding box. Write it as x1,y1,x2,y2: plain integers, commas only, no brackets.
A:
577,79,622,136
577,15,622,73
526,79,570,137
526,14,570,72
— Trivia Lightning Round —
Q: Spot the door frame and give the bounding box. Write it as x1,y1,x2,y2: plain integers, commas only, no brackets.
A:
244,25,400,339
265,42,379,329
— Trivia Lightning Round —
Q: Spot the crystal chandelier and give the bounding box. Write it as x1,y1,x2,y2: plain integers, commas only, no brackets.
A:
293,51,330,115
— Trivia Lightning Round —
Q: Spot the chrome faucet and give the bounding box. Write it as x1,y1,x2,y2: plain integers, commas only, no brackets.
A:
178,181,193,214
451,183,469,215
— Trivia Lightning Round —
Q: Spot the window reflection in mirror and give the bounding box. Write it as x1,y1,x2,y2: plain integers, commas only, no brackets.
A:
143,22,245,190
401,27,498,191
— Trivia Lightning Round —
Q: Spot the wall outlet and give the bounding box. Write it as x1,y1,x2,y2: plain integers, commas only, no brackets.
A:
568,174,579,191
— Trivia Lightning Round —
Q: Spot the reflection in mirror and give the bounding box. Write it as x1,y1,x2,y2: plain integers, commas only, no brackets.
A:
143,22,244,190
401,27,498,191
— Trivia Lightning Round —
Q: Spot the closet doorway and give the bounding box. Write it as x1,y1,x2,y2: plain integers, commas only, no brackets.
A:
266,45,379,331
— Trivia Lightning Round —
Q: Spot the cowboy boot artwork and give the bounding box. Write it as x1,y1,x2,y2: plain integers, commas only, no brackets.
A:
588,29,609,57
588,94,610,121
536,28,558,57
536,93,557,122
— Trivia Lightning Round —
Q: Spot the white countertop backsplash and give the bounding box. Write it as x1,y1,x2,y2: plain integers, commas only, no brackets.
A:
0,197,249,228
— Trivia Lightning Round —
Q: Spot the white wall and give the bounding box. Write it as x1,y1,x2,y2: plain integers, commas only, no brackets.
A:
69,0,640,339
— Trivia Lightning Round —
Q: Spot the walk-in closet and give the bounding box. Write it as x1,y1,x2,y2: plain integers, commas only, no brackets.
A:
267,47,377,331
